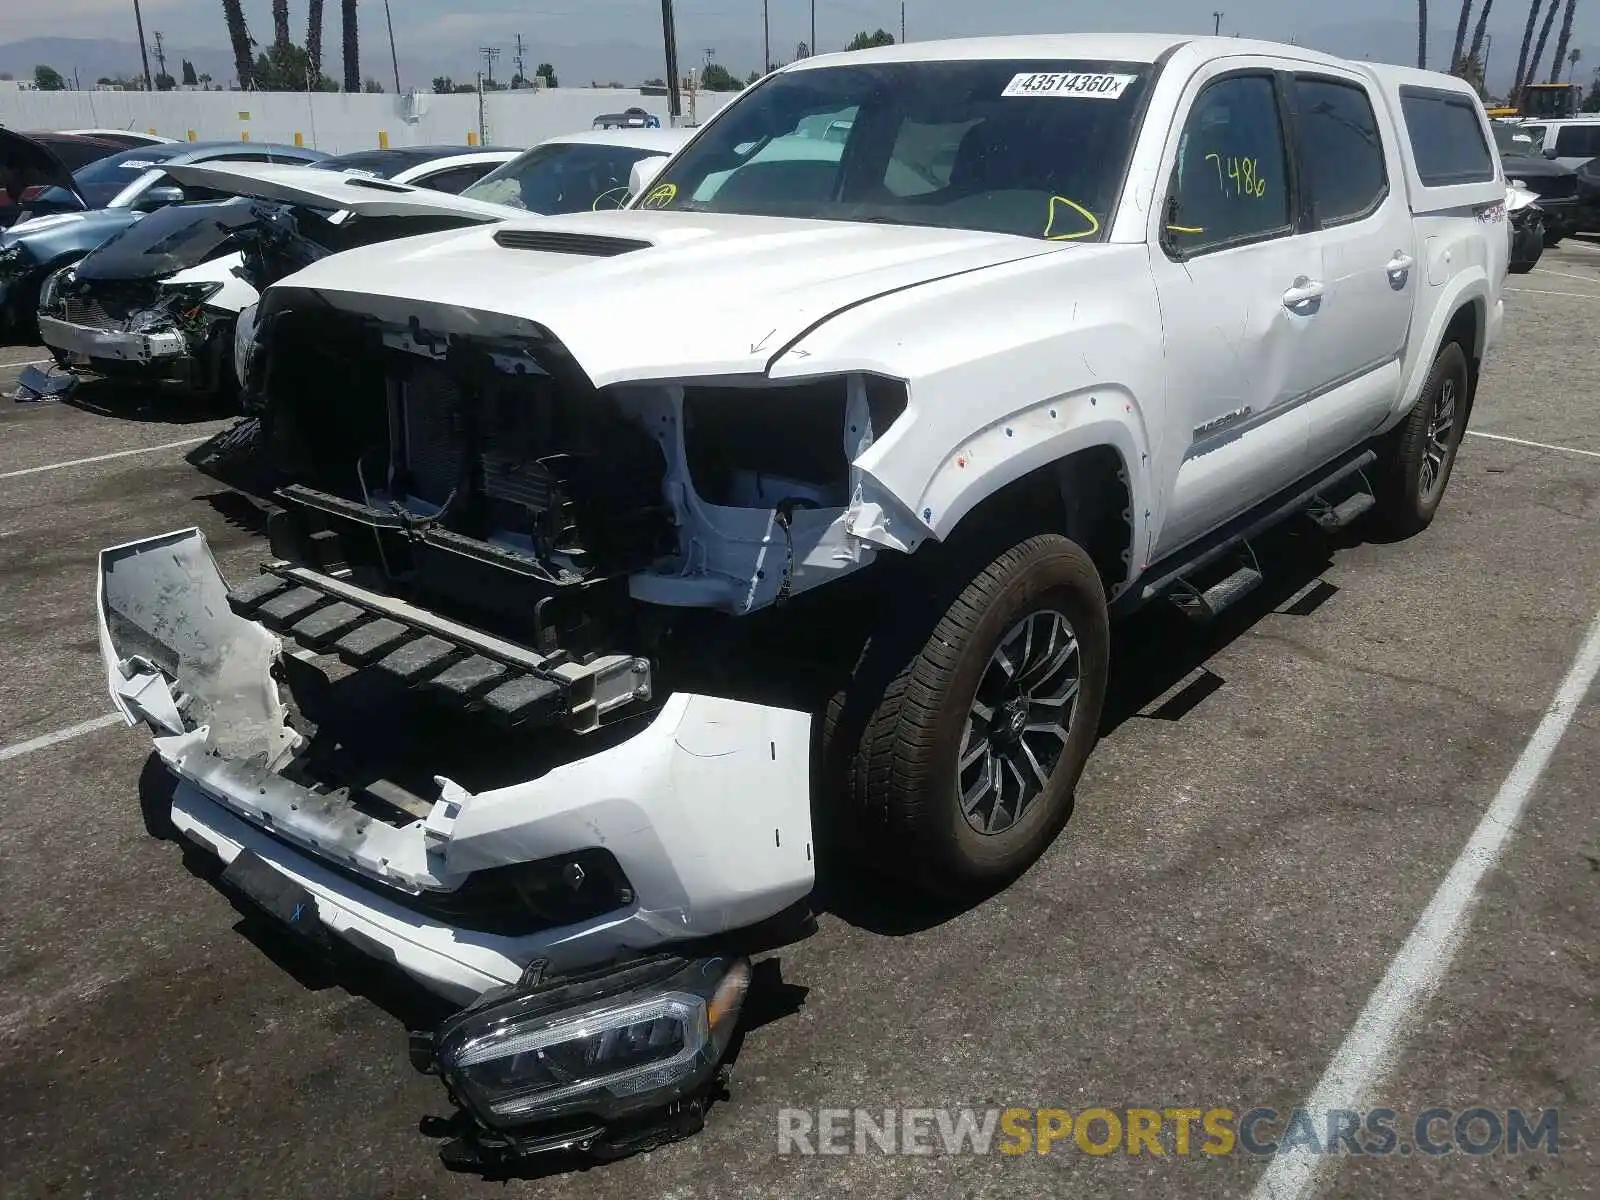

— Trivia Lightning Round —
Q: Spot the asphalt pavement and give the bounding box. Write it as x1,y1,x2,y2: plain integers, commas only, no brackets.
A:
0,246,1596,1199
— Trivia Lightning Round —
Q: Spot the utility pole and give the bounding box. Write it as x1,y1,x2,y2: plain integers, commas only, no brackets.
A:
479,45,500,87
763,0,770,73
132,0,154,90
810,0,816,56
901,2,906,42
514,33,526,86
1213,10,1223,35
152,30,167,86
384,0,401,92
661,0,683,126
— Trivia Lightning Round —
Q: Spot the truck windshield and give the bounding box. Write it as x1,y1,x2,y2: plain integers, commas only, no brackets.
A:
638,59,1153,240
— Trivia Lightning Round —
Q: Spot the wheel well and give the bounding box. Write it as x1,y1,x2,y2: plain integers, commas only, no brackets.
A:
933,447,1133,595
1443,301,1481,416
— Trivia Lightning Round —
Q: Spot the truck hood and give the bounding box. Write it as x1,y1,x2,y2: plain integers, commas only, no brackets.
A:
268,209,1067,385
164,161,526,222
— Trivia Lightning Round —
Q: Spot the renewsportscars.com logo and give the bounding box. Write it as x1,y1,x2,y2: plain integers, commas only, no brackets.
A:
776,1106,1561,1158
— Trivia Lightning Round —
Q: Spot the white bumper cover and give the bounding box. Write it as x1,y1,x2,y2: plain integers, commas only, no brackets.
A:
98,529,816,1002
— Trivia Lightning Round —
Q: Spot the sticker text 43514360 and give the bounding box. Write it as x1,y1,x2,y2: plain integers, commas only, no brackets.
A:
1001,71,1137,100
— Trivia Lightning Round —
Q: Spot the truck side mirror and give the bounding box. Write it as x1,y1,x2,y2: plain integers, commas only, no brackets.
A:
628,156,669,204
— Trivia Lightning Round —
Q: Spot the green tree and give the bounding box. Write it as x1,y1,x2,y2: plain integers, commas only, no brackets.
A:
643,76,665,87
33,64,67,90
181,57,198,85
845,29,895,51
155,71,177,91
536,62,558,87
701,62,744,90
432,75,454,93
363,76,384,92
252,41,336,90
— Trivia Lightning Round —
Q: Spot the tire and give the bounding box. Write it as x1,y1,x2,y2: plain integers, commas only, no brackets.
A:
834,534,1110,893
1372,340,1469,538
1543,229,1563,248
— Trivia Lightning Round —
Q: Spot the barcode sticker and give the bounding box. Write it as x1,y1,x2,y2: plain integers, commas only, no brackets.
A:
1001,71,1137,100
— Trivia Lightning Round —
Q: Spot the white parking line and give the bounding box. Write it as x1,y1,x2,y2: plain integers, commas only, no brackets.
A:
1506,286,1600,300
0,357,54,369
1531,267,1600,285
1466,430,1600,460
0,713,125,763
1251,608,1600,1200
0,436,208,481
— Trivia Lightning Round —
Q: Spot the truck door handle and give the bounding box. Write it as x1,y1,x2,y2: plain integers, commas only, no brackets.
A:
1382,251,1420,281
1282,279,1324,309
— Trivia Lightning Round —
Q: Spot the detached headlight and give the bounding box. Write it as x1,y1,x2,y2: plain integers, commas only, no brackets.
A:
426,953,751,1154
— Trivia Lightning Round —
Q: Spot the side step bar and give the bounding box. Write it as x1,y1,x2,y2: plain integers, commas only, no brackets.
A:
1130,449,1378,621
227,563,651,731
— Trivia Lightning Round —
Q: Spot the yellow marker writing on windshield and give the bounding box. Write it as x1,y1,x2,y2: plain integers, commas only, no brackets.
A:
642,183,678,209
1044,196,1100,240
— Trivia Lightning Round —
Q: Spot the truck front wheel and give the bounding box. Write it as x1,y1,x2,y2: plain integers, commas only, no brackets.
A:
837,534,1110,893
1372,340,1469,537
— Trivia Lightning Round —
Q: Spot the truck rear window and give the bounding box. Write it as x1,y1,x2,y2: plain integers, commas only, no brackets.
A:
1398,88,1495,186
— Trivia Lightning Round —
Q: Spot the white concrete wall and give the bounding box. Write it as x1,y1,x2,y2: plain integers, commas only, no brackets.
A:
0,87,737,153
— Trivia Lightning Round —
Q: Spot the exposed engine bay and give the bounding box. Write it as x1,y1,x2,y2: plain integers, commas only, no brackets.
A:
242,288,911,737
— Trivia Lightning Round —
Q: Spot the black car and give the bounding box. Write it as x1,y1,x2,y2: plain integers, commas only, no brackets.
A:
1575,154,1600,234
1492,122,1580,246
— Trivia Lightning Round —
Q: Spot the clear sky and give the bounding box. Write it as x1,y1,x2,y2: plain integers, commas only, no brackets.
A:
5,0,1596,79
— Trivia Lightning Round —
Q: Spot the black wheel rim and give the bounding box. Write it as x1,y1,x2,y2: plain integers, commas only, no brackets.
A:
957,609,1081,836
1419,373,1459,503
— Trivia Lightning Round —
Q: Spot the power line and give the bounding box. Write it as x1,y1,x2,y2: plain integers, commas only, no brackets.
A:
479,45,501,85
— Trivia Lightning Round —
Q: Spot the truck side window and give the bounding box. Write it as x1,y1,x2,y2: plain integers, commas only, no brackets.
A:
1166,74,1291,255
1292,78,1388,225
1398,89,1495,185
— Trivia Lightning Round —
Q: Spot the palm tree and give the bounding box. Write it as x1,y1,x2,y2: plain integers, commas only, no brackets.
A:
307,0,326,77
1513,0,1546,97
1418,0,1429,67
341,0,360,92
221,0,254,89
271,0,290,51
1468,0,1496,66
1547,0,1579,82
1529,0,1561,84
1451,0,1474,70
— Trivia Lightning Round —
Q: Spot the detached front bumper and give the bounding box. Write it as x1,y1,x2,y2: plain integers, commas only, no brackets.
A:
38,313,188,365
99,529,817,1003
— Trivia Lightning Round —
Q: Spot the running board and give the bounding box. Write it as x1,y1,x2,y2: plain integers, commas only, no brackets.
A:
1168,560,1264,622
1129,449,1378,616
1307,489,1375,532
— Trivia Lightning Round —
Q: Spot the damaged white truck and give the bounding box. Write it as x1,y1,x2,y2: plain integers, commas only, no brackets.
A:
97,37,1507,1166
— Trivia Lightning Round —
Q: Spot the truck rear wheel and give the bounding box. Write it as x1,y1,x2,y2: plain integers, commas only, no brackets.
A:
835,534,1109,893
1372,340,1468,538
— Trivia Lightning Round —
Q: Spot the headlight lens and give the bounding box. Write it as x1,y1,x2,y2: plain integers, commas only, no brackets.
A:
433,953,751,1129
37,264,74,310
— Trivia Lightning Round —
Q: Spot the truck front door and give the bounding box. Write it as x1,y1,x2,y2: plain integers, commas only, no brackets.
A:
1148,68,1323,559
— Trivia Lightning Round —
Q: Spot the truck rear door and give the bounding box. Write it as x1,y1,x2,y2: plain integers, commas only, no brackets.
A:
1285,66,1418,462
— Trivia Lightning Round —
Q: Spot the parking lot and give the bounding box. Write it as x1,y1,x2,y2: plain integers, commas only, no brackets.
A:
1,242,1596,1198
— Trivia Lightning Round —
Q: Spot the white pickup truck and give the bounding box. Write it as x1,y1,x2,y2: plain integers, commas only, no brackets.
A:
96,35,1506,1162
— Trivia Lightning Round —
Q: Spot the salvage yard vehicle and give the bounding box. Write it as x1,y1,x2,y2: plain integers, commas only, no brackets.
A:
97,35,1506,1164
1506,181,1546,273
1491,120,1581,246
0,137,325,343
35,130,690,401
